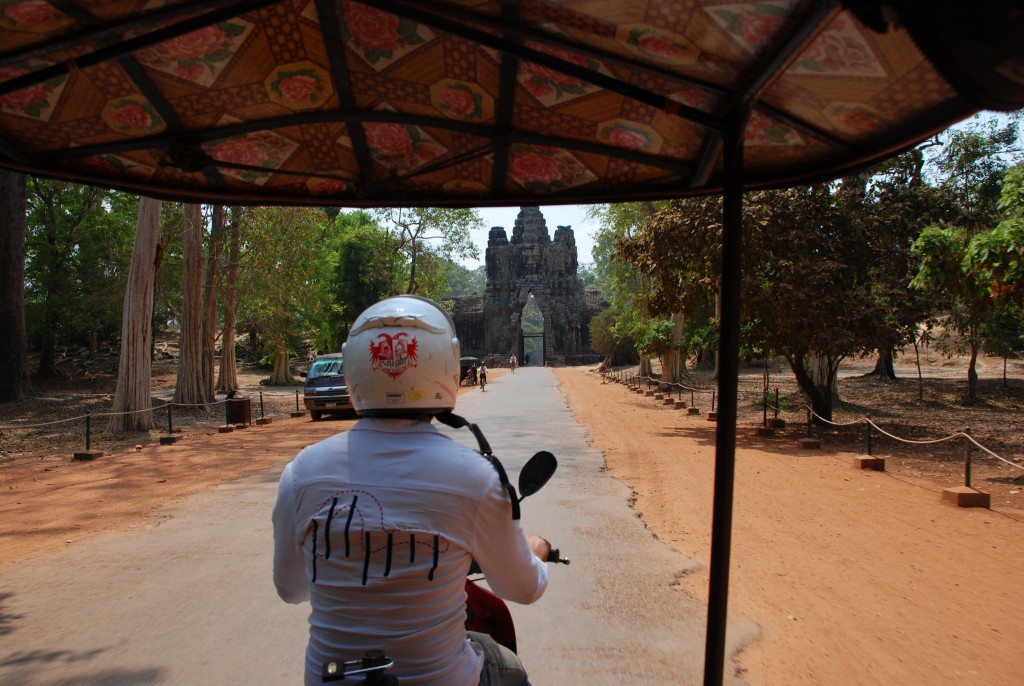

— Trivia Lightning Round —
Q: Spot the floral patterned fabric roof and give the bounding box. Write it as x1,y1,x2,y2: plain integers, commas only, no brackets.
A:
0,0,1021,207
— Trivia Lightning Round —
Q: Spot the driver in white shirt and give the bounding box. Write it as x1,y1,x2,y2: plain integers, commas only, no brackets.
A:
273,295,550,686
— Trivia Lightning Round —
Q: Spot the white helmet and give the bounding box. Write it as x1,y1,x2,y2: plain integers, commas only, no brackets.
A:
342,295,460,416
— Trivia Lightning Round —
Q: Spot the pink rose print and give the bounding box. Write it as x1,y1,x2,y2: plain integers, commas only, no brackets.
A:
313,178,347,193
162,25,225,60
82,157,119,175
4,1,58,25
112,103,152,130
277,74,318,103
176,62,205,81
525,79,554,98
637,34,679,59
366,123,414,156
0,82,48,109
744,110,772,140
440,86,475,117
345,1,400,51
741,14,785,49
510,152,560,186
210,138,268,166
838,108,883,134
606,126,649,150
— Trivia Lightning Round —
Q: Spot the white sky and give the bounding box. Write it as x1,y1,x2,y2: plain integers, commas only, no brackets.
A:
466,205,602,269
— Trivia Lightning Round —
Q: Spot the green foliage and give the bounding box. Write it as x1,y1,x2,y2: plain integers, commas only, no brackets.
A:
236,206,330,359
444,262,486,297
589,306,637,363
326,210,400,346
631,318,674,359
24,179,138,354
373,207,482,294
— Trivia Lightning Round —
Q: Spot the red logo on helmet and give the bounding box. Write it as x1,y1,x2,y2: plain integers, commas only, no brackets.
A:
368,332,419,378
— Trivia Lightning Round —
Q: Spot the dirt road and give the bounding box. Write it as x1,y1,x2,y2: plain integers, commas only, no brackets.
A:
553,367,1024,685
2,366,1023,684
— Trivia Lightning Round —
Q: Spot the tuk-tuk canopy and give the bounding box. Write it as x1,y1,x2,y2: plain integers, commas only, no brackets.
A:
1,1,1020,207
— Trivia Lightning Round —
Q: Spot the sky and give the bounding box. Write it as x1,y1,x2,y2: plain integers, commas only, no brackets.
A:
466,204,601,269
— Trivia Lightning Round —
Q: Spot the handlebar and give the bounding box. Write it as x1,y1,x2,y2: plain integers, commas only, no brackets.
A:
546,548,570,565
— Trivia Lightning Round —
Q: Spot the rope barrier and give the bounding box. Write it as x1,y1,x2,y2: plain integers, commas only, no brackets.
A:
0,398,234,431
605,371,1022,474
806,407,1023,472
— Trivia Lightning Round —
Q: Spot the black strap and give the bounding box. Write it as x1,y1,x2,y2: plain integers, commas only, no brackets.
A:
435,411,521,520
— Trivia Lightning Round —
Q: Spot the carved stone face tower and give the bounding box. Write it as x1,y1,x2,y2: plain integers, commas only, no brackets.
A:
482,206,591,364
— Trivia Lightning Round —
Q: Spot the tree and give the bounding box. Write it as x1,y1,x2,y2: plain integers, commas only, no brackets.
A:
108,197,163,432
444,261,486,297
620,184,886,421
202,205,225,398
239,206,329,385
910,220,1024,401
25,179,106,377
930,113,1022,235
588,202,668,377
616,197,720,378
856,148,953,379
374,207,481,294
328,211,401,346
23,181,139,374
173,203,207,405
216,207,242,392
0,170,31,401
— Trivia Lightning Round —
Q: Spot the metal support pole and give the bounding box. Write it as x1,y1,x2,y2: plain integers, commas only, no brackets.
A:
866,418,873,456
167,403,173,435
712,391,716,412
295,389,300,412
762,392,768,426
225,398,230,427
703,105,746,686
85,412,92,450
774,388,780,419
260,391,265,418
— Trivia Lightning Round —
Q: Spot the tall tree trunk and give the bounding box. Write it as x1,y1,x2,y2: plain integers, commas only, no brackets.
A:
967,339,979,402
871,349,897,379
202,205,224,398
173,203,207,405
0,171,32,401
108,197,162,432
268,348,294,385
806,352,840,402
661,312,685,382
217,207,240,392
790,351,840,422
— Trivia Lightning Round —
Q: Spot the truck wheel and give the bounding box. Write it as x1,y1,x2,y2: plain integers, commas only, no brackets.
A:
310,410,323,421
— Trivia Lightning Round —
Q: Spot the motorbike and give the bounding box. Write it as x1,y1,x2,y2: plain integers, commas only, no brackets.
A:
322,450,569,683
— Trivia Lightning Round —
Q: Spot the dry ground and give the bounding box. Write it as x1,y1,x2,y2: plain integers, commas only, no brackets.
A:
1,351,1023,684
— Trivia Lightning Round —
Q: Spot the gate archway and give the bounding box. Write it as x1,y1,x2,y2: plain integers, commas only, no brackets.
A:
479,207,601,365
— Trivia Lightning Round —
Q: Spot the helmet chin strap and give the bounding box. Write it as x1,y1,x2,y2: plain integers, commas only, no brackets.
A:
435,411,520,520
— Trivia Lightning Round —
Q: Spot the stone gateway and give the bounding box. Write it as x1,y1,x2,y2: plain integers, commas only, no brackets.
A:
446,206,605,367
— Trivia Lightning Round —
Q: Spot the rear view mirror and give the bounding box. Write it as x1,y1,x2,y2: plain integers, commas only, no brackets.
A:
518,451,557,500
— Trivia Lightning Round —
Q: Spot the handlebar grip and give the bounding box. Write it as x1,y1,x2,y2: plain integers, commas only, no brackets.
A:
546,548,570,565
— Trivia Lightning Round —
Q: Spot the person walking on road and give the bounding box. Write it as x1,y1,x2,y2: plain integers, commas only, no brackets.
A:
272,295,550,686
478,363,488,391
509,353,517,373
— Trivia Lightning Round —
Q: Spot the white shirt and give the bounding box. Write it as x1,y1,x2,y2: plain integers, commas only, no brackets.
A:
273,418,548,686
